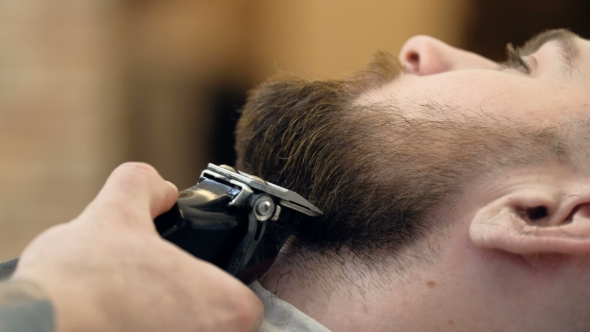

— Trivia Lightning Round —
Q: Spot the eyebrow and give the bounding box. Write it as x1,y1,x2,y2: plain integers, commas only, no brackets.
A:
517,29,580,72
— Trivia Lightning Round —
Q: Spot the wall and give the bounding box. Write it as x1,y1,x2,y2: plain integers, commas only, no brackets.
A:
0,0,124,260
0,0,470,260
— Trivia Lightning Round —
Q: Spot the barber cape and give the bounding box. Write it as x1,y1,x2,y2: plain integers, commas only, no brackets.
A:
250,281,332,332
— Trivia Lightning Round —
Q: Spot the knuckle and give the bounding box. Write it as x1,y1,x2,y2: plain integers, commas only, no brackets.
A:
111,162,161,188
34,223,70,243
115,162,158,178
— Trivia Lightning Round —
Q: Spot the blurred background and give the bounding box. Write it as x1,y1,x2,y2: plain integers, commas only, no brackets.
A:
1,0,590,260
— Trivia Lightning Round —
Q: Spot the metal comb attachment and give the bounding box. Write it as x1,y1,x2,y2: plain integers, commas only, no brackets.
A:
154,164,323,283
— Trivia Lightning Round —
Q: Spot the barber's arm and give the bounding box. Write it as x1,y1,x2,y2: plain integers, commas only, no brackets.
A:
0,163,263,332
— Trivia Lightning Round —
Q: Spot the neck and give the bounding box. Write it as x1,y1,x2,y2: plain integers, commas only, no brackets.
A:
260,248,450,331
259,234,584,331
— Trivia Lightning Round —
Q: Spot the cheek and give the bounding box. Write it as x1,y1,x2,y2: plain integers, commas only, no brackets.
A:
377,73,544,122
364,72,589,125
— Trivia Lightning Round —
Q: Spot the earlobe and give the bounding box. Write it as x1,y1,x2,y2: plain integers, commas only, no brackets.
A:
470,191,590,256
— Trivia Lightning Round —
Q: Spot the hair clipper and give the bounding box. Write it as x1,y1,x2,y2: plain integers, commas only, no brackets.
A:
154,163,323,284
0,164,323,284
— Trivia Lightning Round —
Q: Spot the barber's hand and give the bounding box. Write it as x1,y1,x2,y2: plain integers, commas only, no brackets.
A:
11,163,263,332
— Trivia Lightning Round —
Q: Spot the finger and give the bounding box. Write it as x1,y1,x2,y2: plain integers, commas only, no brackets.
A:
77,162,178,229
230,286,264,332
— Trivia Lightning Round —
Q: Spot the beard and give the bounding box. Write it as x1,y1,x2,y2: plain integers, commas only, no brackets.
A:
235,51,572,263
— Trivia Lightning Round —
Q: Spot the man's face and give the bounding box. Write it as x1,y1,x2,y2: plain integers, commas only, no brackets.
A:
245,30,590,330
347,30,590,330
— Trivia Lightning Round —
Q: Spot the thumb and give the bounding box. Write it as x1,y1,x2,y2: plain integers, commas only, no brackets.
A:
76,162,178,230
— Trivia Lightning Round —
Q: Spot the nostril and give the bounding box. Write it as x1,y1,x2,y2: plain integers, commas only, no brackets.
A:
406,51,420,64
403,51,421,73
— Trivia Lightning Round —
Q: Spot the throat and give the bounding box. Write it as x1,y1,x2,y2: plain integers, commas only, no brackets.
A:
258,251,410,331
259,254,337,319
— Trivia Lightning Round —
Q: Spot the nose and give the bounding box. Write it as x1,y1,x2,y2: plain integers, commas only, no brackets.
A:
399,35,498,75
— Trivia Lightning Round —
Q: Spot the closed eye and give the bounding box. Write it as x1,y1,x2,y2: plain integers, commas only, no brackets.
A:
498,43,531,74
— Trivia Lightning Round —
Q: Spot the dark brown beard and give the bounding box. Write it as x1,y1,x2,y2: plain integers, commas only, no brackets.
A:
235,52,570,263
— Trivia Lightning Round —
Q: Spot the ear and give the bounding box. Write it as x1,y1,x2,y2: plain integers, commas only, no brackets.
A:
470,188,590,255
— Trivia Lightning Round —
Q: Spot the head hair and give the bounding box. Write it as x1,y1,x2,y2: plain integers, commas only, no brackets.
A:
235,52,570,266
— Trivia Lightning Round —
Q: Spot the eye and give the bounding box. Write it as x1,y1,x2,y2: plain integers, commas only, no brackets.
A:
499,44,531,74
